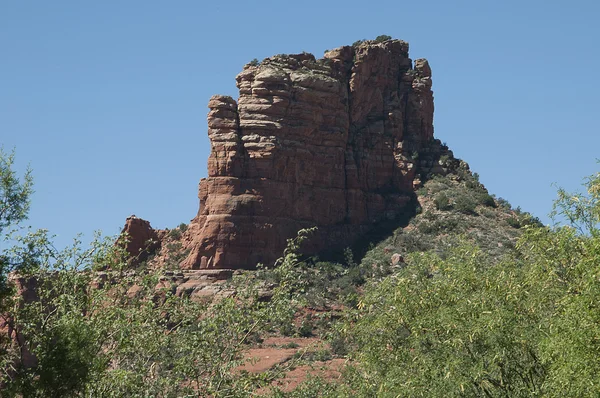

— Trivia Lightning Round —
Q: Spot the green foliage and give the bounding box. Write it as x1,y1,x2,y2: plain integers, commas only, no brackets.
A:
0,149,35,383
298,315,314,337
454,193,477,214
165,223,188,241
248,58,260,67
0,148,34,310
2,231,115,397
417,215,465,235
341,244,549,396
551,167,600,235
496,196,512,209
507,215,521,228
254,250,364,311
433,191,451,210
301,348,332,363
507,208,543,229
354,171,531,298
516,226,600,396
374,35,392,42
3,148,599,397
428,172,497,214
331,169,600,397
85,290,263,396
268,376,337,397
2,210,316,396
0,148,33,235
475,190,496,207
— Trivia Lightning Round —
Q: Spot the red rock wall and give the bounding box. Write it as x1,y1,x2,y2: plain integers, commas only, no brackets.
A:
119,215,161,265
181,40,435,269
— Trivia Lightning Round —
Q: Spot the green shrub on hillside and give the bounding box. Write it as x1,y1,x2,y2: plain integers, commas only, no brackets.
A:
475,190,496,207
453,193,477,214
433,192,451,210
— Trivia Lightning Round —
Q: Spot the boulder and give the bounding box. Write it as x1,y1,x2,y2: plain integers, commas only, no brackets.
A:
119,215,160,265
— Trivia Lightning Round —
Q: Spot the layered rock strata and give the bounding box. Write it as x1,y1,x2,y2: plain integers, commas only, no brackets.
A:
179,39,440,269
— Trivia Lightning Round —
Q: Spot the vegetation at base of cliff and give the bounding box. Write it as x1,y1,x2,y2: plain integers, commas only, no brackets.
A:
367,164,541,265
1,231,316,396
272,168,600,397
0,150,304,396
1,149,599,397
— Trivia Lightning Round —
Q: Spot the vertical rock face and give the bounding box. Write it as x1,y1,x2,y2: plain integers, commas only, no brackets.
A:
182,39,437,270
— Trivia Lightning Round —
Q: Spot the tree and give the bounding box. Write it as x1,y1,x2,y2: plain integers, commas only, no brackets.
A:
551,167,600,236
0,147,34,354
0,148,33,235
0,148,34,300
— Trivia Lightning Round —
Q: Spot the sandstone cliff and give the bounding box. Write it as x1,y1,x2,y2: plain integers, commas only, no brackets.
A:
124,38,453,270
178,39,450,270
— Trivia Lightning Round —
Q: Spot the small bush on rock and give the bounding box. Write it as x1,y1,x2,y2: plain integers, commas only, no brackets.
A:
374,35,392,42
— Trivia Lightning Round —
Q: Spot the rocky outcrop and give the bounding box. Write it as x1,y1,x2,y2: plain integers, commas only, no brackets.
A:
179,39,443,270
120,215,161,265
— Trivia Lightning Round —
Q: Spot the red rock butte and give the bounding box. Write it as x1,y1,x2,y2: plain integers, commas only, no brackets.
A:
125,39,453,270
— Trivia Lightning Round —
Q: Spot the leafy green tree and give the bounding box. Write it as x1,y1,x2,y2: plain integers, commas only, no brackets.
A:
522,169,600,395
340,244,546,397
2,232,114,396
0,148,35,392
0,148,33,235
0,148,34,301
551,168,600,235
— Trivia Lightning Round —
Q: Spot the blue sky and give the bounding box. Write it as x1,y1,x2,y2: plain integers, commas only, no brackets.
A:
2,0,599,249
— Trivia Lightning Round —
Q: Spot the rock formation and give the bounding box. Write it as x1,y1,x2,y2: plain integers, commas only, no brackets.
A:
120,215,161,265
175,39,444,270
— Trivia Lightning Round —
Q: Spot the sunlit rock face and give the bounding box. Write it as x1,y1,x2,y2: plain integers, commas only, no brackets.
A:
181,39,437,270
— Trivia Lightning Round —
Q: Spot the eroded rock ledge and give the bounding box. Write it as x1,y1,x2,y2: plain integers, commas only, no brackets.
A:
127,39,454,270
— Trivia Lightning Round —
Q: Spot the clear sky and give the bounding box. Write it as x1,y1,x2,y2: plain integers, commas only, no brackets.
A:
2,0,599,249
